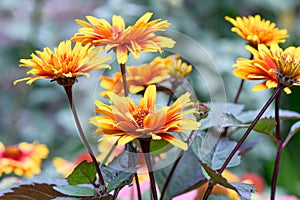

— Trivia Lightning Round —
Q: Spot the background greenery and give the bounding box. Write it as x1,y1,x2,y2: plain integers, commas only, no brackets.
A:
1,0,300,198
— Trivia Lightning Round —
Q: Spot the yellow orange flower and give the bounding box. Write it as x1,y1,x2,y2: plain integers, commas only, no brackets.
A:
90,85,200,150
99,54,191,96
53,152,92,177
100,57,170,96
197,170,240,200
0,141,49,177
233,44,300,94
72,12,175,64
14,40,111,86
100,72,124,96
225,15,288,47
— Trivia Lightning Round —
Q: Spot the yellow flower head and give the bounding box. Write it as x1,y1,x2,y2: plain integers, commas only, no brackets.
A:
100,56,170,96
72,12,176,64
14,40,111,86
90,85,200,150
225,15,289,47
233,44,300,94
153,54,192,79
0,141,49,177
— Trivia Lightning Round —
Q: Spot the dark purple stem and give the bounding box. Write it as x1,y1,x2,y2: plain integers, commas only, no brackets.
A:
135,173,142,200
139,139,158,200
202,84,284,200
120,63,129,97
63,86,106,190
271,89,283,200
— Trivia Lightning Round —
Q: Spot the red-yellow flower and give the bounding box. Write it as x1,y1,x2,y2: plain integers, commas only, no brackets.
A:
14,40,111,86
72,12,175,64
0,141,49,177
90,85,200,150
233,44,300,94
225,15,288,46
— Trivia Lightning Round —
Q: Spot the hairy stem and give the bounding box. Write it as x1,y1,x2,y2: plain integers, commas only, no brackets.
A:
63,86,106,190
271,90,283,200
139,139,158,200
202,84,284,200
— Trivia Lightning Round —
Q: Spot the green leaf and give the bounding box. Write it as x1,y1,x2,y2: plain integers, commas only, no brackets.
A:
150,139,173,155
192,132,240,169
53,185,95,197
200,162,255,200
284,120,300,145
155,148,206,199
221,113,247,128
239,109,300,122
101,151,138,192
108,150,139,172
106,169,134,192
253,117,277,135
67,161,96,185
200,102,245,130
231,182,256,200
211,138,241,169
221,114,277,137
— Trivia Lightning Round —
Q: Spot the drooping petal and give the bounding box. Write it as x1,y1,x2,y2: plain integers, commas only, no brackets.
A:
160,133,188,150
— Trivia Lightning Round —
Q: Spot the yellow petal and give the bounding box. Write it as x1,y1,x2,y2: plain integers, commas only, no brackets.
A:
160,133,188,150
118,135,139,145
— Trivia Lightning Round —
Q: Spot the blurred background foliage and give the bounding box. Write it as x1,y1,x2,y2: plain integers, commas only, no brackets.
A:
1,0,300,198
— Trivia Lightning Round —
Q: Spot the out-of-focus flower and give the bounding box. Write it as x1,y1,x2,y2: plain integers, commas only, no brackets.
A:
233,44,300,94
196,170,241,200
240,173,265,194
151,54,192,87
53,152,92,177
90,85,200,150
99,54,192,96
100,57,170,96
14,40,111,86
0,141,49,178
196,170,265,200
72,12,175,64
225,15,288,47
100,72,124,96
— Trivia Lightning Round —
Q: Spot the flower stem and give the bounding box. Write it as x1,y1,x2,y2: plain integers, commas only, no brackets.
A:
271,90,283,200
218,84,284,173
233,53,253,104
139,139,158,200
135,173,142,200
159,130,195,200
233,79,245,103
120,63,129,97
202,84,284,200
63,86,106,190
